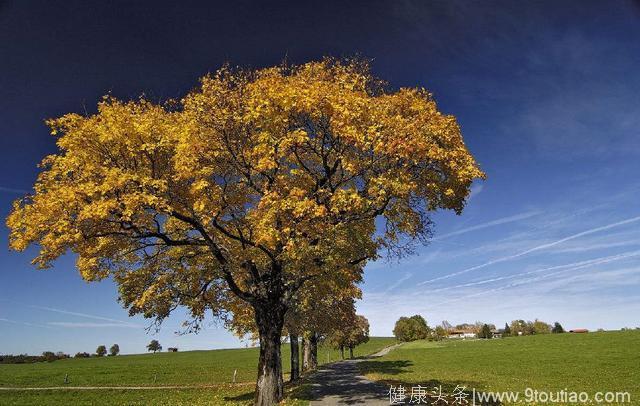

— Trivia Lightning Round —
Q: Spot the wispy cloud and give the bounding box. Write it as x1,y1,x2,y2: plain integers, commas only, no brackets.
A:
47,322,141,328
383,272,413,293
466,184,484,202
0,186,29,194
430,250,640,307
433,210,539,241
428,250,640,294
29,305,138,327
420,215,640,285
0,318,54,329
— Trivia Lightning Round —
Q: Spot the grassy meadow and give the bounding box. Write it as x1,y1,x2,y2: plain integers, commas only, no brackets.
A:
361,330,640,404
0,337,395,405
3,332,639,405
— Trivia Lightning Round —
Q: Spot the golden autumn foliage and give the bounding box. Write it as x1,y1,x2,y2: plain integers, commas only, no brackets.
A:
7,58,483,405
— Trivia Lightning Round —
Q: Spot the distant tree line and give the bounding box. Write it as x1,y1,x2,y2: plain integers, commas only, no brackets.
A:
0,351,69,364
393,316,570,341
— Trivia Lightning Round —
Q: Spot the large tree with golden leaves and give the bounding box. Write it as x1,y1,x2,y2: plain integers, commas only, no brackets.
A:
7,58,483,405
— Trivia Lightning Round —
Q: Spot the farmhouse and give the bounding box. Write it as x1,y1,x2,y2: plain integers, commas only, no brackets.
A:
448,329,477,339
490,329,503,338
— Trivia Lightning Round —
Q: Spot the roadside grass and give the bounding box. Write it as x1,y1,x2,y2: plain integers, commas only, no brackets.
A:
361,330,640,403
0,337,395,405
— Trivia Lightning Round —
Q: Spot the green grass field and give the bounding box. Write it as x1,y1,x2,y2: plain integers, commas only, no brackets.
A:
0,337,395,405
361,330,640,404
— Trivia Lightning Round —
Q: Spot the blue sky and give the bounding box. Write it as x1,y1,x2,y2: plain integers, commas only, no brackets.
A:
1,1,640,355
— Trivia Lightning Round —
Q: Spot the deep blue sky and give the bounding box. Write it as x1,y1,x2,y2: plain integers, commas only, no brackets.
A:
1,0,640,355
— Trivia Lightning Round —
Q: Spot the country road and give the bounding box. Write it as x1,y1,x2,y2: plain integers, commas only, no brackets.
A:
307,344,401,405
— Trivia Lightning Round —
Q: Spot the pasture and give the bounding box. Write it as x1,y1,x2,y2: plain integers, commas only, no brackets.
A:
0,337,395,405
361,330,640,404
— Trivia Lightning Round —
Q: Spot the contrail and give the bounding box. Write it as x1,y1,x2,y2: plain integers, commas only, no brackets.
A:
0,318,54,329
431,260,635,308
419,215,640,285
427,250,640,293
29,305,138,326
433,210,540,241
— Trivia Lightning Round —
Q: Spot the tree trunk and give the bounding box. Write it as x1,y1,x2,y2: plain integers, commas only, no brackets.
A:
349,345,354,359
289,334,299,382
340,345,344,359
302,335,312,371
308,332,318,370
254,302,286,406
301,337,308,372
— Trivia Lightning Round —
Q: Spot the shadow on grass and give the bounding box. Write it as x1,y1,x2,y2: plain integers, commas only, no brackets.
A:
359,358,501,405
224,381,308,403
358,359,413,375
223,388,254,402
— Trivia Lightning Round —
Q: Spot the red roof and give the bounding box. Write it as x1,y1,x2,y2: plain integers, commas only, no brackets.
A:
569,328,589,333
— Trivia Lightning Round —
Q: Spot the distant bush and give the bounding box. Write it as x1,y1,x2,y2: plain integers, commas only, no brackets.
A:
0,352,68,364
74,352,91,358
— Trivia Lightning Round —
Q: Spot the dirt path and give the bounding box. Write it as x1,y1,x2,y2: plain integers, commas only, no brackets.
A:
307,344,401,405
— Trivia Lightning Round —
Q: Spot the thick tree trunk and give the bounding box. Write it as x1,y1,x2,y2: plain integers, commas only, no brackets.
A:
254,302,286,406
302,335,312,371
340,345,344,359
349,345,354,359
308,332,318,370
289,334,300,382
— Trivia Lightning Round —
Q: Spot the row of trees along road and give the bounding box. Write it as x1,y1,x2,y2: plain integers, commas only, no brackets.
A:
7,59,483,405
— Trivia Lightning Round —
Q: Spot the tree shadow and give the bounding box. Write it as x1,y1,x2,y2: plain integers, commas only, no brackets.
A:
223,388,254,402
358,359,414,375
358,359,502,405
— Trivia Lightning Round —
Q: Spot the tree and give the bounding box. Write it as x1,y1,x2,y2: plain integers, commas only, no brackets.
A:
42,351,57,362
328,314,369,358
7,59,483,405
509,320,527,336
432,325,448,341
532,319,551,335
503,322,511,337
109,344,120,356
96,345,107,357
551,322,565,334
147,340,162,353
478,324,493,339
393,315,430,342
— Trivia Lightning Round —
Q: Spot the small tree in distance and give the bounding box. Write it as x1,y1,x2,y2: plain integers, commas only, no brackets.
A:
503,322,511,337
147,340,162,353
393,315,430,342
109,344,120,356
478,324,493,339
96,345,107,357
552,322,565,334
